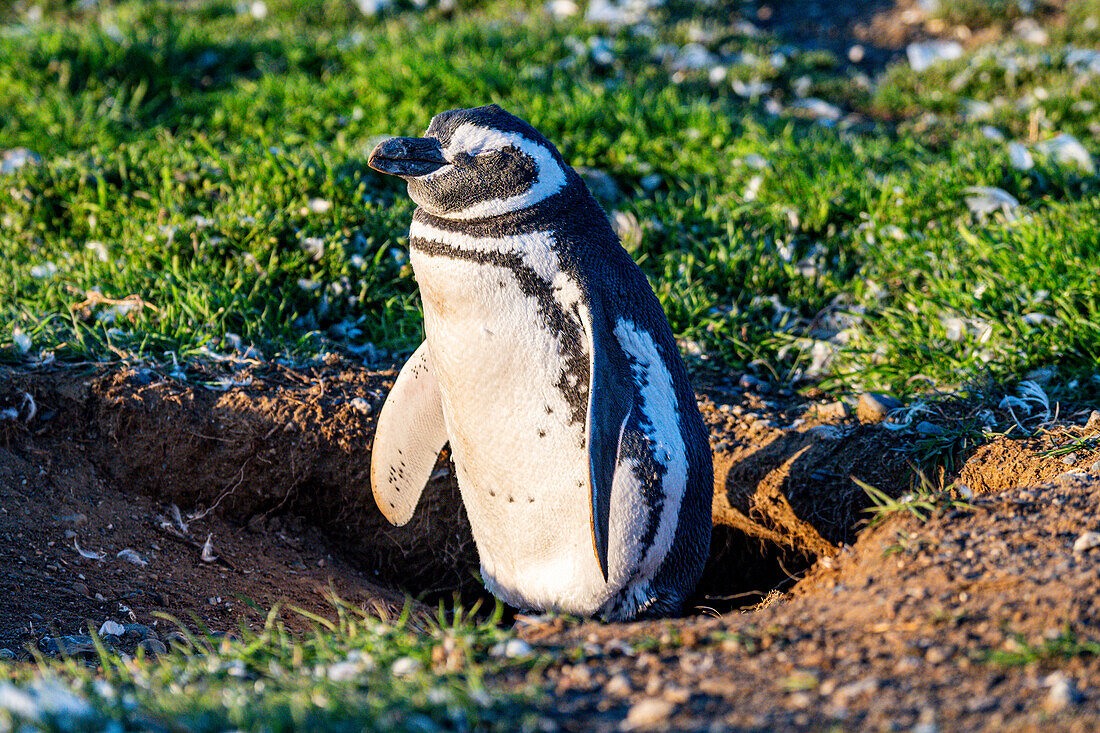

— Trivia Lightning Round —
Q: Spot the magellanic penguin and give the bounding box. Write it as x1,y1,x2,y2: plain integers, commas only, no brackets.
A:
367,104,711,620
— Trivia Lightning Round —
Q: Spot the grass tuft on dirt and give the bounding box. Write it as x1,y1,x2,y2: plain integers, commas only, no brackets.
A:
1,598,542,732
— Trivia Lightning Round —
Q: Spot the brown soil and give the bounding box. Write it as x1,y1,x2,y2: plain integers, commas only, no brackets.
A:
529,470,1100,731
2,359,1098,728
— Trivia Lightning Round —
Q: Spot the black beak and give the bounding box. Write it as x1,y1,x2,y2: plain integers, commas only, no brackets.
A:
368,136,448,177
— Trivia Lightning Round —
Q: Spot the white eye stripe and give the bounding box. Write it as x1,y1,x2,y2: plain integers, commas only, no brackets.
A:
417,122,566,221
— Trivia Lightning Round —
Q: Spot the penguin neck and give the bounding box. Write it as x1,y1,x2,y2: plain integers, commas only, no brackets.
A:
411,175,600,238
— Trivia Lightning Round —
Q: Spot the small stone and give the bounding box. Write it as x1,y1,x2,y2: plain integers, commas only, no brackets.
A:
98,620,125,637
137,638,167,656
0,648,15,661
1014,17,1049,45
924,646,952,665
915,421,946,436
1043,671,1082,712
576,167,622,203
621,697,675,731
811,401,850,421
1085,410,1100,430
71,582,90,597
497,639,533,658
848,44,865,63
164,631,192,650
738,373,764,391
857,393,902,423
639,174,663,193
391,656,421,675
1072,531,1100,553
123,624,159,641
1062,452,1078,465
1090,460,1100,474
42,635,98,657
606,672,632,697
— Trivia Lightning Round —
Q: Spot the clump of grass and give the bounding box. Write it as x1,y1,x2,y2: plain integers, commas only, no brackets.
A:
855,474,976,528
983,628,1100,667
0,597,544,732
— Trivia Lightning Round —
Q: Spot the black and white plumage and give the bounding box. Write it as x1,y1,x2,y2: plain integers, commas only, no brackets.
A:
367,104,711,620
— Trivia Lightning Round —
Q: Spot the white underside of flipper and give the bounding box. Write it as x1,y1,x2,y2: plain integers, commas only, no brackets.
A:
370,341,448,526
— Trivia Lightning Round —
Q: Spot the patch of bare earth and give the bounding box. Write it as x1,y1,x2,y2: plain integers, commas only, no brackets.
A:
1,361,1098,729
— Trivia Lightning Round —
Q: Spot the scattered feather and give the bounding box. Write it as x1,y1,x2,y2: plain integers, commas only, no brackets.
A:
906,40,964,72
1008,142,1034,171
73,540,105,561
1035,133,1095,174
116,549,148,567
963,186,1019,216
171,504,189,534
12,328,31,354
200,533,218,563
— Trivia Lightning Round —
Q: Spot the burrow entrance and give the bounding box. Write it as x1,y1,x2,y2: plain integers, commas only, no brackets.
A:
1,359,1034,651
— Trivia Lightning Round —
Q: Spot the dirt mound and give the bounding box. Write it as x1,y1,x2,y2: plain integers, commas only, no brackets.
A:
1,360,1092,655
523,471,1100,731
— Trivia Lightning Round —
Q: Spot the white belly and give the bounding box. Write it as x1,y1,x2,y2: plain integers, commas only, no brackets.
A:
410,244,647,615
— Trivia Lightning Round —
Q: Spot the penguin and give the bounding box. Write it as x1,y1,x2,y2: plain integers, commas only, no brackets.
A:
366,104,711,620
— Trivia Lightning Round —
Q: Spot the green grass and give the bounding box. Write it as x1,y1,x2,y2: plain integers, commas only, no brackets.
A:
0,0,1098,400
982,628,1100,668
1,598,544,731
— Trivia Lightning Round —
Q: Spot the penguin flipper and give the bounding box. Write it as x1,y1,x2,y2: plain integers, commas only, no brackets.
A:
583,302,635,582
370,341,448,526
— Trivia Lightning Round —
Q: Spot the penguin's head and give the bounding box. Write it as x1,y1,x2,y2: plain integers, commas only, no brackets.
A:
368,104,569,220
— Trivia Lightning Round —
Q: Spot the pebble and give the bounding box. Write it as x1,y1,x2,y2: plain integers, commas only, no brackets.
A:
391,656,421,676
621,697,675,731
606,673,632,697
639,174,663,193
856,393,902,423
41,635,98,657
915,421,946,436
576,167,622,203
164,631,192,650
1072,531,1100,553
490,639,533,658
738,373,765,392
1091,460,1100,474
1043,671,1083,712
137,639,167,656
123,624,159,641
98,620,125,637
0,649,14,661
1062,452,1078,465
1085,410,1100,430
811,401,850,421
0,148,40,174
1008,141,1034,171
